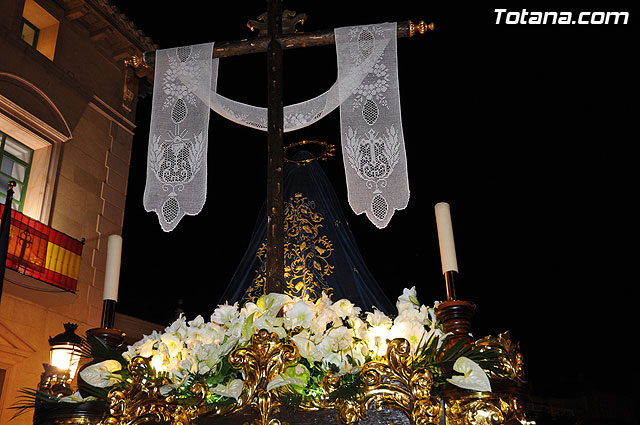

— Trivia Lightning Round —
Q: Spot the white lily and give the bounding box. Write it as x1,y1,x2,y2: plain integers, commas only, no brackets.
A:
284,300,315,330
447,356,492,392
291,331,318,360
266,374,305,392
211,379,244,400
58,390,97,403
389,320,427,354
256,293,292,317
366,308,392,328
396,286,420,313
79,359,123,388
251,314,287,339
329,298,360,319
211,303,239,326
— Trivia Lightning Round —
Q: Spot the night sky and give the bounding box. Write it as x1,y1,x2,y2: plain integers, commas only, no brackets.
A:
112,1,635,399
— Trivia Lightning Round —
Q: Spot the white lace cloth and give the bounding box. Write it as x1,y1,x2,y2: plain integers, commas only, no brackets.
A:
144,43,215,231
144,23,409,231
335,23,409,228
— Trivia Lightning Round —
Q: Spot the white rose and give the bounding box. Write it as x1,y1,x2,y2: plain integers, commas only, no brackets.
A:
327,326,353,352
323,352,345,374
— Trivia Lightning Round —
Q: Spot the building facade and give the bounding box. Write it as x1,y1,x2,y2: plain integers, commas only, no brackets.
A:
0,1,157,423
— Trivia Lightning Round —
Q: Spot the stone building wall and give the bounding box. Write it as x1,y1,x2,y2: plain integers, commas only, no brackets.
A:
0,0,154,423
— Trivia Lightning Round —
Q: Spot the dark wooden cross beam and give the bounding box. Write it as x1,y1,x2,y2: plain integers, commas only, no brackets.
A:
139,20,431,65
130,5,433,295
265,0,285,295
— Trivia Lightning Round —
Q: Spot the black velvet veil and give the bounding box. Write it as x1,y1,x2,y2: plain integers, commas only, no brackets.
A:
218,151,394,314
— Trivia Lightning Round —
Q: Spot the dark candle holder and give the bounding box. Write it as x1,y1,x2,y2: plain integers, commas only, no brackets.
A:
85,299,126,351
434,300,476,347
101,299,117,329
435,270,476,349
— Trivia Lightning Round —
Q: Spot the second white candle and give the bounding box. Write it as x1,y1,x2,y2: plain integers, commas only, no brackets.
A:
434,202,459,274
103,234,123,301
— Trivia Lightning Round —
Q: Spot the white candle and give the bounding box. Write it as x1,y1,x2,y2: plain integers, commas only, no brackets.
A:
103,234,122,301
434,202,459,274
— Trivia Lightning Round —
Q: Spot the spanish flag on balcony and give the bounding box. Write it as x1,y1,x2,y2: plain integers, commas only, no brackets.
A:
0,204,83,292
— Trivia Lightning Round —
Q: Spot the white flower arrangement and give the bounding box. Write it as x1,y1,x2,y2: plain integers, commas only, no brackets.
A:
116,287,492,398
11,286,510,425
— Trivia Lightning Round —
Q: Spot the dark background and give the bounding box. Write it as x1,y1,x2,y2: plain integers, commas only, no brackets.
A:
112,1,635,400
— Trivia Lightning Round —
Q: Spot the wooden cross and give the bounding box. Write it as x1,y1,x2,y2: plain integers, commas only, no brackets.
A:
128,1,432,295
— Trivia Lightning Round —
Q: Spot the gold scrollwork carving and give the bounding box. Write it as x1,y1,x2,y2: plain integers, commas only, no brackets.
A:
228,329,300,425
354,338,441,425
103,357,206,425
100,332,526,425
474,332,525,382
441,332,528,425
444,393,524,425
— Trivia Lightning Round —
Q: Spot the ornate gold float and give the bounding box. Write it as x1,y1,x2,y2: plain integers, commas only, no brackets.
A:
31,291,528,425
95,329,527,425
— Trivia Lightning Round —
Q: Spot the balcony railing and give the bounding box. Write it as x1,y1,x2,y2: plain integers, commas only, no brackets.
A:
1,205,83,292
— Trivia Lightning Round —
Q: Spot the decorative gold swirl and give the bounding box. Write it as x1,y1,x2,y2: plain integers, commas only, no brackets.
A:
228,329,300,425
103,357,206,425
99,333,527,425
441,332,528,425
474,332,525,382
355,338,441,425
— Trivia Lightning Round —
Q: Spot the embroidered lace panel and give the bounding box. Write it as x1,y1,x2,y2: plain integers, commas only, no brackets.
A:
144,23,409,231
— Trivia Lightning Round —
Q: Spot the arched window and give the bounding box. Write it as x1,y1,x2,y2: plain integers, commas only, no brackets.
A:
0,72,71,223
0,131,33,211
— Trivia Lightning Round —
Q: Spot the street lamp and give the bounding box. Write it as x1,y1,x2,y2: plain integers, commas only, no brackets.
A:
38,323,83,396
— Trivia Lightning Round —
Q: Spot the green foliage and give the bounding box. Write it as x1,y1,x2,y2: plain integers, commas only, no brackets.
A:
9,388,63,420
327,373,364,402
77,378,110,401
412,334,502,386
205,355,234,389
277,390,304,412
79,333,126,366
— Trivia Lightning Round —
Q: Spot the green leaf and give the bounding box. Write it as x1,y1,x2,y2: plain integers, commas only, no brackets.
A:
277,390,303,412
80,334,126,366
242,312,256,341
77,379,109,400
438,338,468,361
9,388,62,420
327,374,364,402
